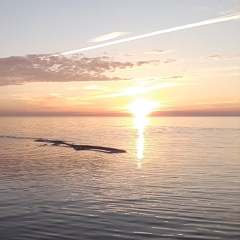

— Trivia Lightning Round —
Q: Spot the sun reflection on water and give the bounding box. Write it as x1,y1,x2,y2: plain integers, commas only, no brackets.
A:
133,116,149,168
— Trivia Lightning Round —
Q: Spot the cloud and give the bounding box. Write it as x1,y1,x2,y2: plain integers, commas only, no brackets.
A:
163,59,177,64
0,54,165,87
145,50,173,55
202,55,240,61
90,32,129,42
136,60,159,67
124,49,172,57
0,54,137,86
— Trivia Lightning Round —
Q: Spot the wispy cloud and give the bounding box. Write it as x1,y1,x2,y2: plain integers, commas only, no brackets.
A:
61,14,240,55
136,60,159,67
124,49,172,57
83,85,110,92
163,59,177,64
94,81,179,99
202,55,240,61
11,93,92,108
90,32,129,42
145,50,173,55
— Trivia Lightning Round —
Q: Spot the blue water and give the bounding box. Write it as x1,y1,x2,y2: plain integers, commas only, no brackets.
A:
0,117,239,239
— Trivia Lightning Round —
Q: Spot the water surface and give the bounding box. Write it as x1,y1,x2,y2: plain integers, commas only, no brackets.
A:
0,117,239,239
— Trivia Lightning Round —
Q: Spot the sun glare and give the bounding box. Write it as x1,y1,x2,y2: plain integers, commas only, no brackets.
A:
129,99,159,117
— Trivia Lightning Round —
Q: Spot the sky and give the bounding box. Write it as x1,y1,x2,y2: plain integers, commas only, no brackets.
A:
0,0,239,116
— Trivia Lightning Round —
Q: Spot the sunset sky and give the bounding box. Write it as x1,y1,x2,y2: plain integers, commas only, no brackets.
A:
0,0,239,116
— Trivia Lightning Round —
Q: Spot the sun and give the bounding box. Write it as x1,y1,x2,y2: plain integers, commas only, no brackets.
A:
128,98,159,117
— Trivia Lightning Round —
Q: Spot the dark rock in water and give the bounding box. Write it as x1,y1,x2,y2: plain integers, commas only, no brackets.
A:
35,139,66,145
35,138,45,142
34,138,126,154
72,144,127,153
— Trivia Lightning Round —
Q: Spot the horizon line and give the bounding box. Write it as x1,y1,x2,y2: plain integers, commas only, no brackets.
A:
0,112,239,117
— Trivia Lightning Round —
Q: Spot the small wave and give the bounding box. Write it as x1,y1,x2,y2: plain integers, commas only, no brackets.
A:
0,135,35,140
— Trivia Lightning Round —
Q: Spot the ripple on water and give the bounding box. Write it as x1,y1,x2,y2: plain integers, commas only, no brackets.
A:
0,117,240,239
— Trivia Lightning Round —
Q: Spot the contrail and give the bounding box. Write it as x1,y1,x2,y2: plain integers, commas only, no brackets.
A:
61,14,240,55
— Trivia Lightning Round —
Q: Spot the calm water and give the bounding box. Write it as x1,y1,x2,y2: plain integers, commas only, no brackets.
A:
0,117,239,240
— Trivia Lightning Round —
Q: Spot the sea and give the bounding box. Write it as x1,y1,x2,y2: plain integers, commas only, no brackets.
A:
0,116,239,240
